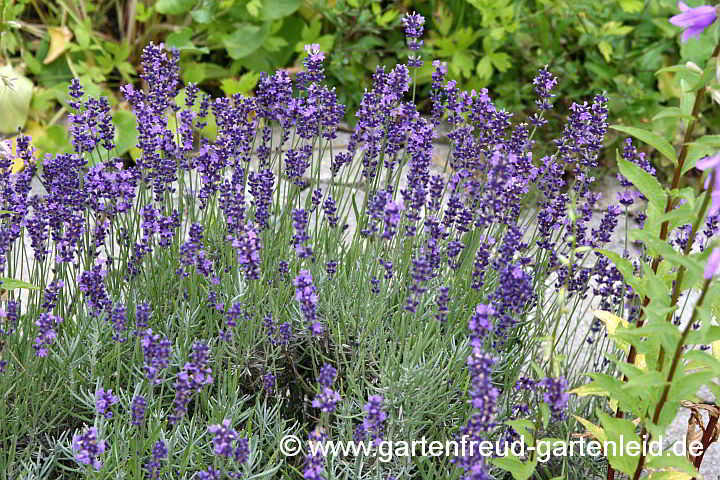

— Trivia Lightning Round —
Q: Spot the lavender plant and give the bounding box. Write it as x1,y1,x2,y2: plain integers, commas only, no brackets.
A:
0,9,718,480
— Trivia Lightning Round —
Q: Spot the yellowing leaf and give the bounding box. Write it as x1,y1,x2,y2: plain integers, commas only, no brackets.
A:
598,41,613,63
713,340,720,362
618,0,644,13
573,415,607,443
44,26,73,65
568,382,609,398
648,472,695,480
593,310,629,335
10,157,25,174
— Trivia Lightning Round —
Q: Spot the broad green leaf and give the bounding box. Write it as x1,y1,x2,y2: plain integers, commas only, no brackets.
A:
572,415,607,443
167,27,209,54
667,371,717,404
155,0,196,15
597,410,641,475
569,382,610,398
181,62,229,84
491,456,537,480
601,21,634,36
647,472,695,480
691,58,718,91
451,51,475,78
262,36,288,52
190,0,215,23
490,52,512,72
258,0,302,22
654,65,700,76
73,20,91,48
246,0,262,17
617,154,667,209
113,110,138,156
301,18,322,42
618,0,643,13
376,9,398,27
222,24,270,60
680,34,715,65
0,65,34,134
646,453,699,476
136,3,154,22
612,125,677,165
598,41,613,63
0,278,40,290
435,3,453,36
652,107,694,123
220,72,261,97
539,403,550,429
476,56,493,80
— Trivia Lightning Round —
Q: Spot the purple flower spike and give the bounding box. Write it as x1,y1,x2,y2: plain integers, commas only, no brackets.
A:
72,426,107,470
33,313,64,357
130,395,147,426
669,2,718,42
362,395,387,445
207,419,237,458
95,387,118,419
312,387,342,412
706,247,720,279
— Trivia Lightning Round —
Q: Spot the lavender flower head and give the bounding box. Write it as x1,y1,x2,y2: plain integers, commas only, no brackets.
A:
312,387,342,412
207,419,251,466
360,395,387,446
539,377,569,421
207,419,237,458
95,387,118,419
293,270,323,336
131,395,148,426
304,427,327,480
141,328,172,383
402,11,425,66
33,313,64,357
72,426,107,470
317,363,337,388
669,1,718,42
145,439,168,480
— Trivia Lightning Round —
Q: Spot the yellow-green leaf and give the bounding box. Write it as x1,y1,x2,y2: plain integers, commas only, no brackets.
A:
618,0,643,13
568,382,609,398
572,415,607,443
598,41,613,63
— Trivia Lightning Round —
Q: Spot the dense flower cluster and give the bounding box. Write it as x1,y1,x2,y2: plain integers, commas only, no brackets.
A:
95,387,118,419
354,395,388,446
293,270,323,336
141,328,172,383
72,426,107,470
312,363,341,412
3,9,718,480
169,342,213,425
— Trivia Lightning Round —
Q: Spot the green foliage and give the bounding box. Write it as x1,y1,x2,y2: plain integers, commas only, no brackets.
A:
580,34,720,479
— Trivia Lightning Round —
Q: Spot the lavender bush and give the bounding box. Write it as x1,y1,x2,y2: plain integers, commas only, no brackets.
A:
1,9,719,480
